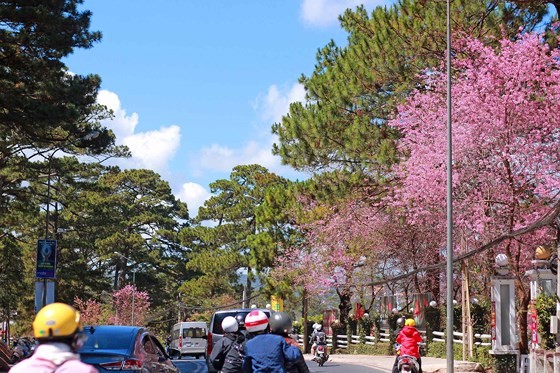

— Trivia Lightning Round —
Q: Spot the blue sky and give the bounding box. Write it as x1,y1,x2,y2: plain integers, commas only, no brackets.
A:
64,1,392,215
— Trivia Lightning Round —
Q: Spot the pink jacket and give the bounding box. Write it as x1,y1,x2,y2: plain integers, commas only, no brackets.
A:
9,343,98,373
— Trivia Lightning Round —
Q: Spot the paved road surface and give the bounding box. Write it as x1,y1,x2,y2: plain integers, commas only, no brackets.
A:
173,357,386,373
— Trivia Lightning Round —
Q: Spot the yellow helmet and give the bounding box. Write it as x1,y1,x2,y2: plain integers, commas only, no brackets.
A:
405,318,416,327
33,303,81,339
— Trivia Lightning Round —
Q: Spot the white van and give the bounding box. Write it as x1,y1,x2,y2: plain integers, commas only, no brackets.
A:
169,321,208,359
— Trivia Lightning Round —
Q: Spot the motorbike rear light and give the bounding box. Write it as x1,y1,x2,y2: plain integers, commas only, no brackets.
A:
207,332,213,355
317,345,325,351
100,359,143,370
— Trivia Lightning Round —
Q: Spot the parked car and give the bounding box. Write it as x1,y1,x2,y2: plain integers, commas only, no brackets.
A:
206,308,271,373
168,321,208,359
78,325,179,372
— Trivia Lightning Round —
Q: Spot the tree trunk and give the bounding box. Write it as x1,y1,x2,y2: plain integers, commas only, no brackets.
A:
302,289,309,353
337,287,352,327
246,265,252,306
517,284,530,354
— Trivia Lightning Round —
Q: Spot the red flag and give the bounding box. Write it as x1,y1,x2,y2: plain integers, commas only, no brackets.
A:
355,303,365,319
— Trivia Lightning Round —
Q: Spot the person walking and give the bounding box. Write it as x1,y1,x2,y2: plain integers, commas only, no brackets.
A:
9,303,97,373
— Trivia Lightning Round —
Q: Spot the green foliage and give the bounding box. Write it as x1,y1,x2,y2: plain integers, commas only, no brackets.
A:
426,341,491,368
491,353,517,373
272,0,548,190
292,320,303,336
424,306,441,343
0,0,119,207
180,165,294,306
308,314,323,324
470,300,492,336
426,341,463,358
535,293,556,349
345,342,390,355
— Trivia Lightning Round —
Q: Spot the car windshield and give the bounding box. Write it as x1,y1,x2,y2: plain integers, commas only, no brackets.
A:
183,327,205,338
78,327,135,351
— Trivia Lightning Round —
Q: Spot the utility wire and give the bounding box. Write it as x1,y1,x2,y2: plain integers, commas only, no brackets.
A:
348,200,560,288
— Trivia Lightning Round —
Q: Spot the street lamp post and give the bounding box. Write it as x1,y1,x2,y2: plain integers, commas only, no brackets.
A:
114,252,137,325
445,0,455,371
39,131,100,310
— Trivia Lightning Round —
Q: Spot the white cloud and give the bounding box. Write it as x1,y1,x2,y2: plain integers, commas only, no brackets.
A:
300,0,389,27
194,83,306,178
177,182,212,217
122,125,181,173
198,140,279,174
97,90,138,140
257,83,306,123
97,89,181,175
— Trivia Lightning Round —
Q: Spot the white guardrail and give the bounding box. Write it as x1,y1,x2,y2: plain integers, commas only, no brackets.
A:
297,329,491,349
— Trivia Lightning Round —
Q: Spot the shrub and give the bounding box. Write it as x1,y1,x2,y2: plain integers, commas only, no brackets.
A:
535,293,556,349
346,342,391,355
426,341,492,369
491,353,517,373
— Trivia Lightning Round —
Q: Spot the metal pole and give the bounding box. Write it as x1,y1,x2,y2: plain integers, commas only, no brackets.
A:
38,132,99,312
446,0,454,371
555,229,560,371
42,153,54,309
132,270,136,325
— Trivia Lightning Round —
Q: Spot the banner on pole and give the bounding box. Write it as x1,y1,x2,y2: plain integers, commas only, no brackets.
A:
36,239,57,278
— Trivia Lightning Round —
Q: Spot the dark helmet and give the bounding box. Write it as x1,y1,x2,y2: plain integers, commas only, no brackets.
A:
396,317,405,328
235,313,246,330
269,312,292,334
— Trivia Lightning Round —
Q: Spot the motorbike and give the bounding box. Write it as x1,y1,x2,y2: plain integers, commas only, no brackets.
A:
397,355,420,373
11,338,32,364
314,343,328,367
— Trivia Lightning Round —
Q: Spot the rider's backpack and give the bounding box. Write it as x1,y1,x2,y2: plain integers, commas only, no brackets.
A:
223,334,245,371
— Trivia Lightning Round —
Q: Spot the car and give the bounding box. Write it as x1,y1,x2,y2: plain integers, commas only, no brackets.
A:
78,325,180,372
168,321,208,359
206,308,271,372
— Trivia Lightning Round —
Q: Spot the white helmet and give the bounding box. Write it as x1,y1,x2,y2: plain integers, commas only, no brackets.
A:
313,323,322,330
245,310,269,333
222,316,239,333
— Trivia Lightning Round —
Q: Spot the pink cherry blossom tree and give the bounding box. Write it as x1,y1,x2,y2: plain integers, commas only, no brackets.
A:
390,31,560,351
109,285,151,326
74,297,104,325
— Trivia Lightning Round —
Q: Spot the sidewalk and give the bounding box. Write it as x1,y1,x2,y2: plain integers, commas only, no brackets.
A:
304,354,485,372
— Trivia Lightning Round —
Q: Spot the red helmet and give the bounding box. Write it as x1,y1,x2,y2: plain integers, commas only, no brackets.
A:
245,310,268,333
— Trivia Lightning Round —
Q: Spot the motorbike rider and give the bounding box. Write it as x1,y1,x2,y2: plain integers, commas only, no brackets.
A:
242,310,302,372
394,318,423,373
10,302,98,373
210,316,245,373
236,313,248,337
310,323,328,360
269,312,309,373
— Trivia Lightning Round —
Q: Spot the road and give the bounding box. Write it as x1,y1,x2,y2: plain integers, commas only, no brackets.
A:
173,357,386,373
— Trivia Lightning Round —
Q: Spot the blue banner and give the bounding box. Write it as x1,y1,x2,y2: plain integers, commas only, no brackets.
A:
36,239,57,278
